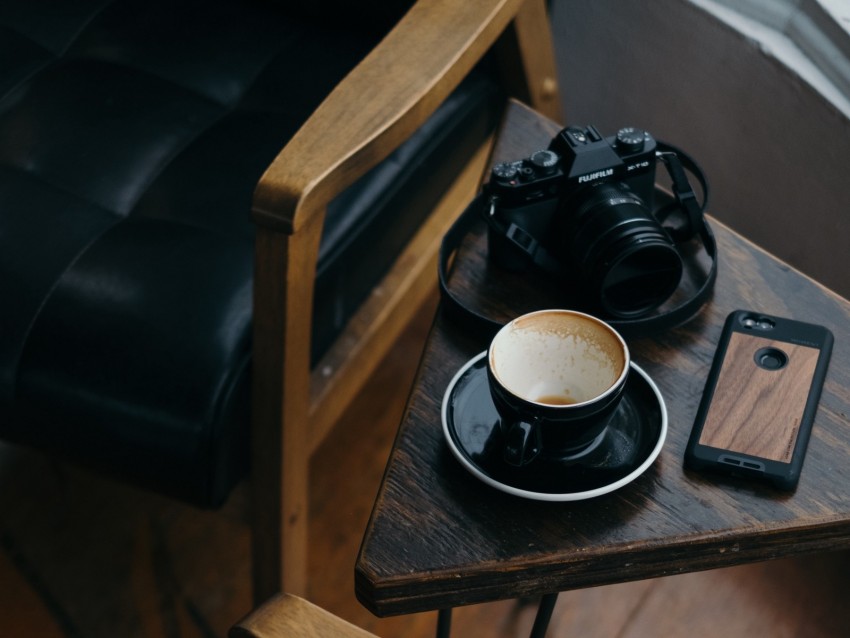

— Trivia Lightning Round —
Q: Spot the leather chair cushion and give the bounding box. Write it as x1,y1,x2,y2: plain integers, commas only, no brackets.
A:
0,0,500,505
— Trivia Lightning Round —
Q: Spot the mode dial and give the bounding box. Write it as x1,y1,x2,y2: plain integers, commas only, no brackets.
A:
492,162,518,181
529,150,559,174
615,127,646,153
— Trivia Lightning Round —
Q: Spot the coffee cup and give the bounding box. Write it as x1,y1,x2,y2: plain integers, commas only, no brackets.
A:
487,309,630,467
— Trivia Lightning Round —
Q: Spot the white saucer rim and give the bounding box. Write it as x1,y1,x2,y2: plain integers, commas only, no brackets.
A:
441,352,668,502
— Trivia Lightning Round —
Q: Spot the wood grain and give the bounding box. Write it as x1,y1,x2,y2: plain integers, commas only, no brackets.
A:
699,332,819,462
230,594,377,638
251,219,323,600
356,99,850,617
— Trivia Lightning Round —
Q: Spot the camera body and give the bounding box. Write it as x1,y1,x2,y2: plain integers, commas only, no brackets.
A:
486,125,682,318
488,125,657,228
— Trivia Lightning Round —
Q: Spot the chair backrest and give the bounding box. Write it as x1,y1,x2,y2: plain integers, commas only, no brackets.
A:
0,0,505,507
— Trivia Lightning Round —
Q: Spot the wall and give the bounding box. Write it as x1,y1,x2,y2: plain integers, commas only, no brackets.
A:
549,0,850,299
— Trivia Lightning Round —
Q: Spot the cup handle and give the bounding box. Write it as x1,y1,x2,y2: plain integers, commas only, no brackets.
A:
503,419,541,467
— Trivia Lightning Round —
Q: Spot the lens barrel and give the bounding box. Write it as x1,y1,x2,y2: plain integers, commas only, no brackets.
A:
562,183,683,318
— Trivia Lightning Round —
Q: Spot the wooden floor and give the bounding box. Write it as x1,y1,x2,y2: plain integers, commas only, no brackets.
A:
3,292,850,637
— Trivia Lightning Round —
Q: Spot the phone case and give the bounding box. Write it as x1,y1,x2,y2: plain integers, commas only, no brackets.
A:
684,310,833,489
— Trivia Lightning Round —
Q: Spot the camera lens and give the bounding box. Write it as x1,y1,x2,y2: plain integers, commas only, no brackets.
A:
562,183,683,318
741,315,775,330
754,347,788,370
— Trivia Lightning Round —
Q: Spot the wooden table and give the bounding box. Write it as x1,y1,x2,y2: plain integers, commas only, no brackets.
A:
355,100,850,631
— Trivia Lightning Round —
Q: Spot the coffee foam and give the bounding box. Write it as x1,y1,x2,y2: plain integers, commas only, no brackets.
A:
490,310,627,405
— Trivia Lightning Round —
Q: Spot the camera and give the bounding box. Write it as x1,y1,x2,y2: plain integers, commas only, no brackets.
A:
486,125,684,318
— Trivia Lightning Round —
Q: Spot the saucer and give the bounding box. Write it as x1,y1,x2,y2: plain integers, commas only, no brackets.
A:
441,353,667,501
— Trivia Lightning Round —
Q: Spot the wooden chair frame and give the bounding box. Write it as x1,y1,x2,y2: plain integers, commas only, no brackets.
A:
230,593,378,638
249,0,562,602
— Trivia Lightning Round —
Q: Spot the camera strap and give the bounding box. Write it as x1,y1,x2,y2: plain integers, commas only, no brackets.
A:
437,140,717,340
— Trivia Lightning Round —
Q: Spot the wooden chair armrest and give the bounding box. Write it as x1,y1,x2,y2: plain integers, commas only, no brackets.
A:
229,593,377,638
248,0,561,600
251,0,530,234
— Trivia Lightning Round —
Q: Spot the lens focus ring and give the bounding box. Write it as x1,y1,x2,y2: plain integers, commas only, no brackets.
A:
561,182,683,318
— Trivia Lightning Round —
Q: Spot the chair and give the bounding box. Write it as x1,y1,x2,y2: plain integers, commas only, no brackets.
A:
229,593,378,638
0,0,562,602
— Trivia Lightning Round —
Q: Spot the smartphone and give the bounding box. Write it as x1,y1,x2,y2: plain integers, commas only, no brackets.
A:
684,310,833,490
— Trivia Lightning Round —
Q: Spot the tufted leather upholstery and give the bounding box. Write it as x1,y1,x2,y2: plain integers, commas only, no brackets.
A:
0,0,500,505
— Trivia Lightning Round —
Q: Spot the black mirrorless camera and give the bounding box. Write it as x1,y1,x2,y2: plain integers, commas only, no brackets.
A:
486,125,684,319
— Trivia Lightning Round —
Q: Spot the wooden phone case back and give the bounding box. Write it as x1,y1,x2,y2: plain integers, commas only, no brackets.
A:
698,332,819,463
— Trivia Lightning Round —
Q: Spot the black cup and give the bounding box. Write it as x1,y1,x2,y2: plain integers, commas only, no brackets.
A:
487,309,630,466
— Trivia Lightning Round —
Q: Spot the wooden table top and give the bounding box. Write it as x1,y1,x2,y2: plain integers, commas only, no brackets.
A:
355,100,850,617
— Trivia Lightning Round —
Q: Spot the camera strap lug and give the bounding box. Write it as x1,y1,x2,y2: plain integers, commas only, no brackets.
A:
503,223,564,276
483,196,565,276
656,148,707,245
505,223,538,255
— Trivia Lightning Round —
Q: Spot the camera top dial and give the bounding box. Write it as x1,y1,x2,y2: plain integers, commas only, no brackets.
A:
615,127,647,153
529,150,559,174
492,162,519,182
